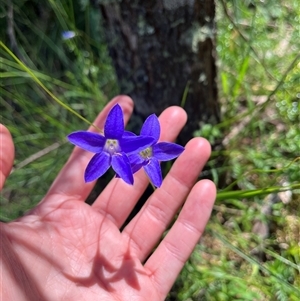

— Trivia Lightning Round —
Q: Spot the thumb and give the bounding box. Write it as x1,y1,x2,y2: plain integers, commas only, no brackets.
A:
0,124,15,190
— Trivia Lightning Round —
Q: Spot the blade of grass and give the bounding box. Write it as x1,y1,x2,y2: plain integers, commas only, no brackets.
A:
212,231,300,295
216,183,300,201
0,41,99,130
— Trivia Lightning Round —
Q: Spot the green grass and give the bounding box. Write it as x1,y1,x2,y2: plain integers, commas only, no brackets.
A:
0,0,118,219
1,0,299,300
174,1,300,300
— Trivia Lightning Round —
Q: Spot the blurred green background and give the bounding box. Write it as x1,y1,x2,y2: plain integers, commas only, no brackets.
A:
0,0,299,300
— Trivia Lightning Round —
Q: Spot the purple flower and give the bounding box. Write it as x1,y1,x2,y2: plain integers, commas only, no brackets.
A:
62,31,76,40
127,114,184,187
67,104,154,184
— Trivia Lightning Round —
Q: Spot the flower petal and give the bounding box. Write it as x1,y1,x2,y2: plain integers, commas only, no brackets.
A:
120,136,155,154
123,130,136,137
153,142,184,161
104,104,124,139
67,131,105,153
144,157,162,187
111,153,134,185
140,114,160,142
84,152,111,182
128,153,146,173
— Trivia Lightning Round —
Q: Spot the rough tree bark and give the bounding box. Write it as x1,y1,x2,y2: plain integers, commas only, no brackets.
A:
98,0,219,144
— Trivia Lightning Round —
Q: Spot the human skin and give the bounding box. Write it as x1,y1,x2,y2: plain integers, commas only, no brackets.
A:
0,95,216,301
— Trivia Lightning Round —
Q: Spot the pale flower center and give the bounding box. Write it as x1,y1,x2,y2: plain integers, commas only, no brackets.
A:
140,147,152,159
104,139,120,154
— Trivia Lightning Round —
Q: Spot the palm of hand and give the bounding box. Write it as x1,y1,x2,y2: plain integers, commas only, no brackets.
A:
6,198,160,301
1,96,215,301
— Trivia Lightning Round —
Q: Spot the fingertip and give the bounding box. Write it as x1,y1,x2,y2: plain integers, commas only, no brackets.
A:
195,179,217,203
0,124,15,189
184,137,212,161
186,136,211,151
0,123,10,134
160,106,188,127
110,95,134,120
110,94,134,105
158,106,187,142
165,106,188,121
177,179,216,239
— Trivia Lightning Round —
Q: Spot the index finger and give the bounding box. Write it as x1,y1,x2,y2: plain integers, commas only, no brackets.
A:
44,95,134,202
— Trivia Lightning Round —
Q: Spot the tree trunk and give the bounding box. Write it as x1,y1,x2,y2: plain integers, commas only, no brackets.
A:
98,0,219,144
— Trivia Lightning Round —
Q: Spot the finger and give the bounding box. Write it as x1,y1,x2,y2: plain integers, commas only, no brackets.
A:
123,138,211,262
92,106,187,227
44,95,134,202
145,180,216,299
0,124,15,190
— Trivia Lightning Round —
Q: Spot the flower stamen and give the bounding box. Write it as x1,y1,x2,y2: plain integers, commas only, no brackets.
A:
104,139,120,154
140,147,153,159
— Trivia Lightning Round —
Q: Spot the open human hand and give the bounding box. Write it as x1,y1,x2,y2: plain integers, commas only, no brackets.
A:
0,95,216,301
